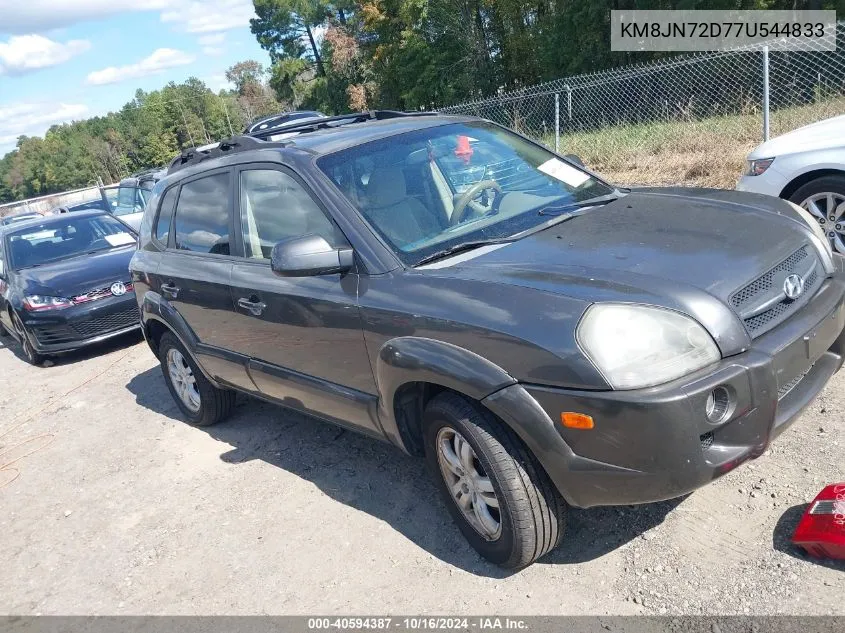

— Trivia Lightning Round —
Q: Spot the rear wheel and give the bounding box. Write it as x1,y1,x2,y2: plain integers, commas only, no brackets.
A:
789,175,845,254
12,312,44,366
423,392,566,570
158,332,235,426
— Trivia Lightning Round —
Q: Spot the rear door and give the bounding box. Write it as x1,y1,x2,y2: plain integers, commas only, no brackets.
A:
227,164,379,434
154,168,252,390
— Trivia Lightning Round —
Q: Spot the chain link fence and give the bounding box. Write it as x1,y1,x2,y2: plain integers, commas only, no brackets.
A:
442,22,845,188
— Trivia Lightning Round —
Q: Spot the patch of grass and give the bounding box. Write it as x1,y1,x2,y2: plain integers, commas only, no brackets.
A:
543,98,845,189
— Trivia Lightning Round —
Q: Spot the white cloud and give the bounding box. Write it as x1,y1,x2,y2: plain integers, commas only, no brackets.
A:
0,0,254,35
160,0,255,33
0,102,89,150
198,33,226,46
0,35,90,75
199,33,227,57
86,48,196,85
0,0,168,33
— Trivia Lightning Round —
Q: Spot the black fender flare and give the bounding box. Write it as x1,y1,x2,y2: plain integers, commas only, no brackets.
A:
140,292,221,388
374,336,516,449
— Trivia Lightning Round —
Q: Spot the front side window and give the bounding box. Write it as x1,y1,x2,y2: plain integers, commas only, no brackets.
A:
5,214,136,270
172,173,231,255
318,122,614,265
239,169,338,259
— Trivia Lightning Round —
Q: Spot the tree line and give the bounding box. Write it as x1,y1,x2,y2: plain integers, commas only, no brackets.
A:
1,0,838,203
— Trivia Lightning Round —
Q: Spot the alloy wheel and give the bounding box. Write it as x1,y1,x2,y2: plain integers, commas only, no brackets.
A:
166,348,201,413
13,314,36,363
800,192,845,254
435,426,502,541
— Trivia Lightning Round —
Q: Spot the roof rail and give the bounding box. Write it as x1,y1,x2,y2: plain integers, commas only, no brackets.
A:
166,135,270,175
166,110,440,174
248,110,439,140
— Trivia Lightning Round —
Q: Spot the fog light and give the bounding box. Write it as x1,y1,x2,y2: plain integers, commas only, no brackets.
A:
705,386,731,423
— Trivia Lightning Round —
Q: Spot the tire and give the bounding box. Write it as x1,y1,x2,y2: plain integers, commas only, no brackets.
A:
12,312,44,366
423,392,566,570
158,332,235,426
788,175,845,253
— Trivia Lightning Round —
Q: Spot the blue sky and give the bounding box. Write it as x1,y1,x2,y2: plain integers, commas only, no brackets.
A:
0,0,271,155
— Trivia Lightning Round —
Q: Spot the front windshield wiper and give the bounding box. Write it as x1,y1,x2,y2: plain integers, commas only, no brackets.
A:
536,192,622,216
414,238,514,267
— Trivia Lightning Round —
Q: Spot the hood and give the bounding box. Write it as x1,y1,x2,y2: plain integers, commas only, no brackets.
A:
749,114,845,159
14,245,135,298
428,188,818,354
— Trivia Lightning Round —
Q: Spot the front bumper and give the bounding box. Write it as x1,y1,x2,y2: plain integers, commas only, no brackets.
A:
736,169,788,197
487,270,845,509
20,294,141,354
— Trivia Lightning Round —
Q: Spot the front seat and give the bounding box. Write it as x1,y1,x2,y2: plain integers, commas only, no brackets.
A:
364,167,441,248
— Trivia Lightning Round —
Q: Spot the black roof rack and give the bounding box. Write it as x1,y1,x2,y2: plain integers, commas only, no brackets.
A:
167,110,440,174
166,135,271,175
248,109,439,140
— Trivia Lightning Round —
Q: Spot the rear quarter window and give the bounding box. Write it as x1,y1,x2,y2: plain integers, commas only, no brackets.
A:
154,187,179,247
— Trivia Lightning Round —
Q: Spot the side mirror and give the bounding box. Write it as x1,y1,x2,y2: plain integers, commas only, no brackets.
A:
270,234,354,277
564,154,585,167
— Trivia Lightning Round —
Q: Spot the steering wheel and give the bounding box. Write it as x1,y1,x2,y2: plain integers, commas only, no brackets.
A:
450,179,502,226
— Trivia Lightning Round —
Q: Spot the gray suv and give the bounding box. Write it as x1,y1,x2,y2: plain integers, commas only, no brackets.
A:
129,111,845,569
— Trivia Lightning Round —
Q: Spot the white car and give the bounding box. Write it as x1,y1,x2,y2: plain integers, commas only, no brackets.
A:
737,114,845,253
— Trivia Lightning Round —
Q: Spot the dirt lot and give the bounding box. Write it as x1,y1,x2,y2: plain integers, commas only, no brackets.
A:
0,331,842,616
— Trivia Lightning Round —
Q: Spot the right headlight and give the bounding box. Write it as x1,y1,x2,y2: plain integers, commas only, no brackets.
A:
576,303,720,390
786,200,835,274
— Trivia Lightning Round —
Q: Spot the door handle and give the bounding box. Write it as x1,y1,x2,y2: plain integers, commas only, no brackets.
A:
160,282,179,298
238,297,267,316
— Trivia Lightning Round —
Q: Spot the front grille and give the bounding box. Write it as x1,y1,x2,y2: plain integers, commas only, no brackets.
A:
70,305,140,339
730,246,821,337
700,432,714,450
72,281,133,305
31,324,77,345
777,363,815,400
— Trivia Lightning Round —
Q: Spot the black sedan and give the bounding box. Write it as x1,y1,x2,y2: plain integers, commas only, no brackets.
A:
0,211,140,365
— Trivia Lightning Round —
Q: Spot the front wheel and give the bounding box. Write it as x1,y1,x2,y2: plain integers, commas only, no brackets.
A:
158,332,235,426
789,174,845,254
12,312,44,366
423,392,566,570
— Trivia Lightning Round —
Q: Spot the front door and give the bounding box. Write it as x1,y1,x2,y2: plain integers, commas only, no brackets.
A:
227,165,379,435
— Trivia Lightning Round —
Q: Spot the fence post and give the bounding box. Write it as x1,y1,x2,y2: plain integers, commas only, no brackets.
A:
554,93,560,153
762,45,770,142
566,84,572,121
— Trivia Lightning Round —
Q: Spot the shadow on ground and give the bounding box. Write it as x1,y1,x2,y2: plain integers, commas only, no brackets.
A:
773,503,845,571
0,330,143,368
127,366,683,577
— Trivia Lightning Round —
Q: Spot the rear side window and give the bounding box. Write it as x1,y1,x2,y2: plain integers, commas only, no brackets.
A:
172,173,231,255
154,187,179,246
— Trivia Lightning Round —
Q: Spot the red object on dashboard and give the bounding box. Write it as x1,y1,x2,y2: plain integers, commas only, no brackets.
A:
455,135,473,164
791,483,845,559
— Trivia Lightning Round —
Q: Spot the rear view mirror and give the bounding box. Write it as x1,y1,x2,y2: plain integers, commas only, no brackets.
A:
564,154,585,168
271,234,354,277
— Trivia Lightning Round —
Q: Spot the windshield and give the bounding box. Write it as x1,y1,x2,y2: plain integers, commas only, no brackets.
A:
114,185,145,216
318,121,614,265
5,214,136,270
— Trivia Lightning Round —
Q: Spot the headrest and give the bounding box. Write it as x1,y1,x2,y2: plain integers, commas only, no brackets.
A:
367,167,407,207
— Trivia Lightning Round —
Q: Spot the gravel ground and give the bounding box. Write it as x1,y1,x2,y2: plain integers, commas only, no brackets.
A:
0,331,842,616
